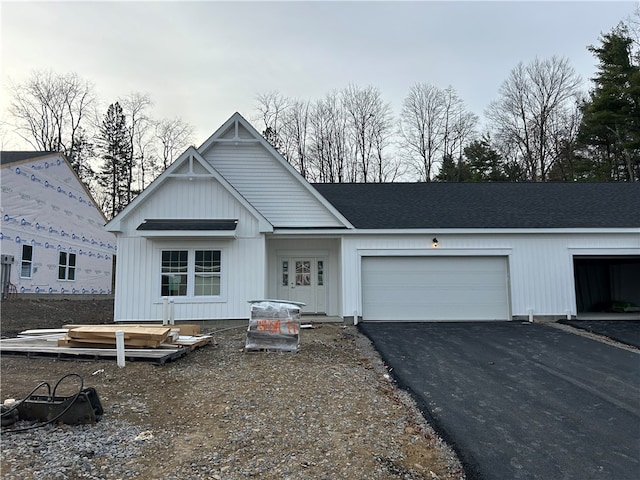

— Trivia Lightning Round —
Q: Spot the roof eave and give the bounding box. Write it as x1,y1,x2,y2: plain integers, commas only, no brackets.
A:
272,227,640,235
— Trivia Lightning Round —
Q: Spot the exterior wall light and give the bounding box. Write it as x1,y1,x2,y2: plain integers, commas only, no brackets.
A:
432,237,439,248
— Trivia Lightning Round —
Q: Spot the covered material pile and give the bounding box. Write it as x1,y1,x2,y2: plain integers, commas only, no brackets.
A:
245,300,303,352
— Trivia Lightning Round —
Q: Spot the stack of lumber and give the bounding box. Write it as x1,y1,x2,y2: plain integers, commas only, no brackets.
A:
58,325,173,348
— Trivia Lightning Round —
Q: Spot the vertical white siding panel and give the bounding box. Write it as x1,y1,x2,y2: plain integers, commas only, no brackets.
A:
115,236,266,322
120,178,260,238
340,233,639,320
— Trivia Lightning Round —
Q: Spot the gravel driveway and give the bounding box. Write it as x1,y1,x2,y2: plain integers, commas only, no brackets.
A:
359,321,640,480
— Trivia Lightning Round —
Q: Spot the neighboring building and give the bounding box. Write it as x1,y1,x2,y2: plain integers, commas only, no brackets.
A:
106,113,640,323
0,152,115,296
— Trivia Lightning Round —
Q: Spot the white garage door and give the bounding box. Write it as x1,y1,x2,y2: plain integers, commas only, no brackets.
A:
361,256,510,321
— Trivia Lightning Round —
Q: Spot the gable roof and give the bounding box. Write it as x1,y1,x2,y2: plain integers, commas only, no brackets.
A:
1,151,108,223
1,151,58,166
312,182,640,229
198,112,353,229
105,146,273,233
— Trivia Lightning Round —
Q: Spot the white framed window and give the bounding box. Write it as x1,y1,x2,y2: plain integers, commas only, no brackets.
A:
161,250,188,296
58,252,76,281
161,249,222,297
21,245,33,278
194,250,221,296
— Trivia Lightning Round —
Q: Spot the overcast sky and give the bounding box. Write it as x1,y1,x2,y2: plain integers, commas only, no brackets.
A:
1,1,636,148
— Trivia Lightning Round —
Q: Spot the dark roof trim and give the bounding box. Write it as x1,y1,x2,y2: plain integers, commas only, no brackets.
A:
274,226,349,230
1,151,58,166
137,219,238,231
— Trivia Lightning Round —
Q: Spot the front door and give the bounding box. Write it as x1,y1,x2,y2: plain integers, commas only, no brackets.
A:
278,257,326,313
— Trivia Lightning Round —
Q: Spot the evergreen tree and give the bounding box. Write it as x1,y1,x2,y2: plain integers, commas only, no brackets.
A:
435,154,471,181
578,23,640,181
99,102,132,218
464,137,507,182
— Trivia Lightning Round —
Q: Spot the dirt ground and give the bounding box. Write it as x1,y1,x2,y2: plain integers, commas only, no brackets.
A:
0,296,115,338
0,296,464,479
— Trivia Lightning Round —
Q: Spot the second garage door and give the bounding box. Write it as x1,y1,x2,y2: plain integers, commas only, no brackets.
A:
361,256,510,321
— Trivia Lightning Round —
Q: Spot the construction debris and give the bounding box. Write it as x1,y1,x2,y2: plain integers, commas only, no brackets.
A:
1,323,213,364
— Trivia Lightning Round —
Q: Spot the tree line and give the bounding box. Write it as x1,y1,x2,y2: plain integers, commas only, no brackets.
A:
254,20,639,184
5,73,194,218
3,18,638,219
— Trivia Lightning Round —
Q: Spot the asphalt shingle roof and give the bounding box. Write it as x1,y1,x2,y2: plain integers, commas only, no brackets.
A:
312,182,640,229
0,151,58,166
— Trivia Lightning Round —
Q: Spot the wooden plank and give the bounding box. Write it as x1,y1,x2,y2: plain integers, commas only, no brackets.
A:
58,337,161,348
0,337,188,363
64,324,201,335
172,335,213,351
67,326,171,341
19,329,69,337
171,324,201,336
65,334,163,347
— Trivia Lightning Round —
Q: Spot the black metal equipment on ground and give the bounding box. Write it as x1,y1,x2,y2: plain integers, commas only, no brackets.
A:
1,374,103,430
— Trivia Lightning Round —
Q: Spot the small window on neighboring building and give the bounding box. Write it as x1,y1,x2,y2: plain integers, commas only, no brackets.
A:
58,252,76,281
21,245,33,278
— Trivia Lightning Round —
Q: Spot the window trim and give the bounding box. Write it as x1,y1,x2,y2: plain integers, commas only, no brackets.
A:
159,247,225,301
20,245,33,279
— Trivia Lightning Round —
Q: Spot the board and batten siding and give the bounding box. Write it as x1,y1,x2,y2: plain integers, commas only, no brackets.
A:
341,232,640,320
118,177,260,238
202,143,343,228
113,175,267,322
114,236,265,321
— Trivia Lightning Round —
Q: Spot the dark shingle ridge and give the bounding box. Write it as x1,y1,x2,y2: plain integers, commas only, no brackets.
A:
312,182,640,229
1,151,58,166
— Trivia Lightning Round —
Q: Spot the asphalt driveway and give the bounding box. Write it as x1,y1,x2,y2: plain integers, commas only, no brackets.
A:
359,321,640,480
559,319,640,349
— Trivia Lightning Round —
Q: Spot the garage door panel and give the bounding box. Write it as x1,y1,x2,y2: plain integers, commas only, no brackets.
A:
362,257,509,321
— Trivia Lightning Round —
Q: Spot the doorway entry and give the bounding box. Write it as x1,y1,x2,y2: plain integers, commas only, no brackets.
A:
277,257,327,313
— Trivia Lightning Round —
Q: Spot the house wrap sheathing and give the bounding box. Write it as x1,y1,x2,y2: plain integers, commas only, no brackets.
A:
1,152,115,295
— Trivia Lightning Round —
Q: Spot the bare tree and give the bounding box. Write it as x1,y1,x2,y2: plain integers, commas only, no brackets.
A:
308,91,352,182
7,70,95,170
486,56,582,181
440,86,478,180
255,86,402,183
154,117,194,172
342,84,396,182
399,83,447,181
120,92,154,192
547,98,584,180
255,91,290,153
282,99,311,178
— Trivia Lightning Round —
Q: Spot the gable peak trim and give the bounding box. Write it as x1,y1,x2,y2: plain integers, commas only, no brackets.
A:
197,112,354,229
